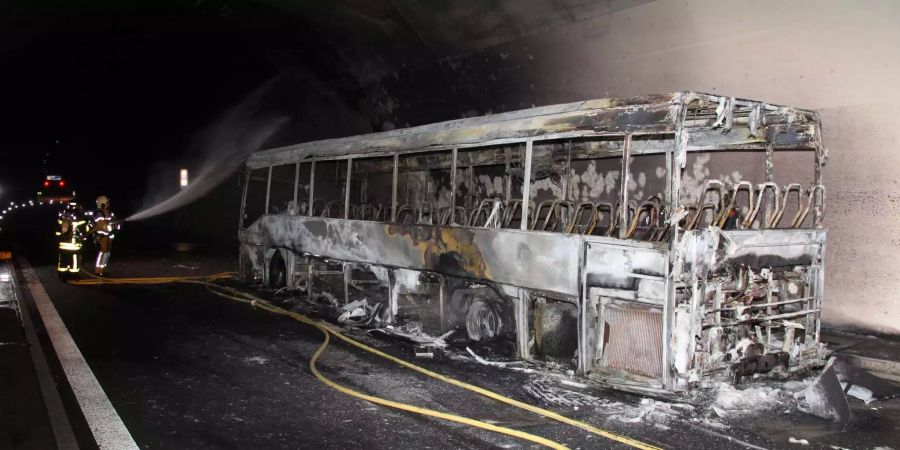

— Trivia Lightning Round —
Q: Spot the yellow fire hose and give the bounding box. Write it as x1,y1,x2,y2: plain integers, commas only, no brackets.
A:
70,273,660,450
69,272,235,284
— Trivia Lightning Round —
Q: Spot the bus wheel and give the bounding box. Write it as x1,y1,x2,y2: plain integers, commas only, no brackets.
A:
466,299,502,341
268,251,286,289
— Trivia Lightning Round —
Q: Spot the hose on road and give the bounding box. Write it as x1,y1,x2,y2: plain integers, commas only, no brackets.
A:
70,272,660,450
72,273,567,449
204,282,569,450
68,272,236,285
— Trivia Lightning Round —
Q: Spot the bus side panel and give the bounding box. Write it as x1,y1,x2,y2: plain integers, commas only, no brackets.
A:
241,215,583,297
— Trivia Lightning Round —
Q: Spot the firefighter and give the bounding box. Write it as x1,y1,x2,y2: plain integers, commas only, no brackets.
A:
56,202,88,278
88,195,120,276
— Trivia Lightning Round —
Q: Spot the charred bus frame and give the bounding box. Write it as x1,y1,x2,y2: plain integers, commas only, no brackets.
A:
239,92,827,392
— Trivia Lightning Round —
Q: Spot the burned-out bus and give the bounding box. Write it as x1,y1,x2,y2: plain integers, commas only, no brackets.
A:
239,92,827,392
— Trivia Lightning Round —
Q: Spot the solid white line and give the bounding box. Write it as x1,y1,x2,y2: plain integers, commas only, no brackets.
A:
18,260,139,450
5,261,79,449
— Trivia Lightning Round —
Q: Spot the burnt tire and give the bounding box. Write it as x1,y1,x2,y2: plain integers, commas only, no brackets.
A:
465,299,503,341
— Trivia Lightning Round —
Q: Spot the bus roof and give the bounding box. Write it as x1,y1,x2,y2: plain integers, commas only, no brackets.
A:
247,92,817,168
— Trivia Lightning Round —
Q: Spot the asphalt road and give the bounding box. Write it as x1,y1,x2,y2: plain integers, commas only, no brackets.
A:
7,214,898,450
25,253,661,450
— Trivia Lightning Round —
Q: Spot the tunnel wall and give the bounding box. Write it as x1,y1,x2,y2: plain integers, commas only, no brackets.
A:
372,1,900,334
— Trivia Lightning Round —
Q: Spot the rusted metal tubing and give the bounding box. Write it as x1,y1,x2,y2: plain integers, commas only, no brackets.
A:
743,182,780,229
568,202,597,234
717,181,754,228
594,202,614,236
773,184,803,228
625,201,659,240
794,184,826,228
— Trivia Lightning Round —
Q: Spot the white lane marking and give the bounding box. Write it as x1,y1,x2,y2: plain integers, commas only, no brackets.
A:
5,261,79,449
19,261,139,450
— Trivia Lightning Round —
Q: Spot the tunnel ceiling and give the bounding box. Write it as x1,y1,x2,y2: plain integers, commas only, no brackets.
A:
250,0,657,143
256,0,655,82
0,0,654,199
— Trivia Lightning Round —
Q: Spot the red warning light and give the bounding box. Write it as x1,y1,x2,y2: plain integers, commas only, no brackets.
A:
58,180,65,187
43,181,50,187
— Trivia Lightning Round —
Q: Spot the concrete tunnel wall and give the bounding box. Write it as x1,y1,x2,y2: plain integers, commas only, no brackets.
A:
362,0,900,334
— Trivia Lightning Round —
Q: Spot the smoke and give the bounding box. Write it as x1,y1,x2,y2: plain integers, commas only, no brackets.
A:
127,79,288,222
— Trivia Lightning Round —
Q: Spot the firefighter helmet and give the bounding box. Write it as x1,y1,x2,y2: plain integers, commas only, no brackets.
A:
96,195,110,209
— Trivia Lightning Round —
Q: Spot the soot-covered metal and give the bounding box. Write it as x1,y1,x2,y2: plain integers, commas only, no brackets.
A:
239,92,827,393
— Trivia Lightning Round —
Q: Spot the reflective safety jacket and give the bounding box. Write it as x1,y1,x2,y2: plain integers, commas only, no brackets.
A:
56,212,88,252
87,208,120,239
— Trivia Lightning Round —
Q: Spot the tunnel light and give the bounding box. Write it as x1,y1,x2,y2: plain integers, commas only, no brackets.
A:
180,169,189,188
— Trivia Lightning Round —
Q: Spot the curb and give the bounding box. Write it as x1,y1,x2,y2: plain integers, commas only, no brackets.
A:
839,354,900,383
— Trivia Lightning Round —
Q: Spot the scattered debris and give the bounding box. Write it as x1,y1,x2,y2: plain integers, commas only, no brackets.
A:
523,377,609,408
559,379,589,390
714,384,784,415
337,299,382,327
698,416,730,430
612,398,694,425
844,384,874,404
797,358,850,424
522,376,699,429
370,323,453,349
245,356,268,365
466,346,517,368
313,291,339,307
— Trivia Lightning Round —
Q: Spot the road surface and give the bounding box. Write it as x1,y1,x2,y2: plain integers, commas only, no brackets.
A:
7,220,898,450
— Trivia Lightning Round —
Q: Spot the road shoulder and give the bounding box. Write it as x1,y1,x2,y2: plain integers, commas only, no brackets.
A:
1,260,60,449
15,258,138,450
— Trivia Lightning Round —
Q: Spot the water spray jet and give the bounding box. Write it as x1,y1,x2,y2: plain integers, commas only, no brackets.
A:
127,79,287,222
